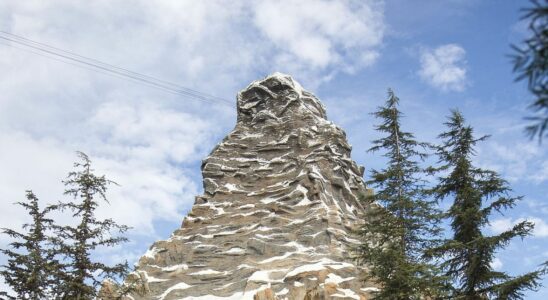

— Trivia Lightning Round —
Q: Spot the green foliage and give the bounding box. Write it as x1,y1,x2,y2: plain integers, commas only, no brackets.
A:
512,0,548,141
355,90,447,299
53,152,130,299
428,110,547,299
0,152,131,300
0,191,59,299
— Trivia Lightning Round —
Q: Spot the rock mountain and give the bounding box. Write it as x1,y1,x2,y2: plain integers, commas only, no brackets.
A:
103,73,377,299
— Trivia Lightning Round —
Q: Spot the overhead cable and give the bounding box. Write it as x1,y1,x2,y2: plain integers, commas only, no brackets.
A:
0,31,233,106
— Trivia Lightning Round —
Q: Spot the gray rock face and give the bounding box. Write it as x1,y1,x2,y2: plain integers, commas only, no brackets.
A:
120,73,376,299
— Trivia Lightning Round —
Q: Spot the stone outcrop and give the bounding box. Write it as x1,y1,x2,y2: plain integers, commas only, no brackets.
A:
111,73,377,299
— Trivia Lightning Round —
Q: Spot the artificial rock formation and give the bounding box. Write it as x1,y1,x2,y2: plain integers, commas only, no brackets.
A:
114,73,377,299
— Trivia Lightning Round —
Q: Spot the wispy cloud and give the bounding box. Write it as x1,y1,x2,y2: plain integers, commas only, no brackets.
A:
418,44,468,92
0,102,217,236
529,161,548,183
0,0,387,264
476,141,547,184
491,257,504,270
253,0,384,74
490,217,548,238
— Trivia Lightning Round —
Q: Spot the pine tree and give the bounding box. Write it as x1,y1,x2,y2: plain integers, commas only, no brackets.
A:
54,152,130,300
512,0,548,141
0,191,58,299
355,90,446,299
428,110,547,299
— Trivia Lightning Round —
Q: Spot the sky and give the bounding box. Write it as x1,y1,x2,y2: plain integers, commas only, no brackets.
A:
0,0,547,298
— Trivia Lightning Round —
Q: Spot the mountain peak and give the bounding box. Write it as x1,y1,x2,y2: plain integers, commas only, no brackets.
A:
237,72,327,125
104,74,376,300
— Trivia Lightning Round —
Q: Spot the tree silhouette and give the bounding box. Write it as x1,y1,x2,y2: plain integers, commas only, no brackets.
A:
428,110,547,299
0,191,59,299
53,152,130,300
356,90,447,299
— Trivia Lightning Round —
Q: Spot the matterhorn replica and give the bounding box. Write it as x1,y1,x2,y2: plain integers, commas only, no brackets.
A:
107,73,378,299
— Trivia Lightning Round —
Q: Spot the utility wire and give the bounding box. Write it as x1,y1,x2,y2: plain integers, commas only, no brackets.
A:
0,31,231,104
0,34,231,106
0,40,186,98
0,31,233,106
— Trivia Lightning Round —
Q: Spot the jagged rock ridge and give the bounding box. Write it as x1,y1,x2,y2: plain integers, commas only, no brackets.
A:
117,73,377,299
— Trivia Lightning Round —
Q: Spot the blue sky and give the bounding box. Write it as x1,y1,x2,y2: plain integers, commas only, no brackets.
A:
0,0,547,298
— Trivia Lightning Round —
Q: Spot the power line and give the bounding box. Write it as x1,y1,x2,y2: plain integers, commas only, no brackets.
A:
0,31,231,104
0,33,232,106
0,40,186,98
0,31,233,106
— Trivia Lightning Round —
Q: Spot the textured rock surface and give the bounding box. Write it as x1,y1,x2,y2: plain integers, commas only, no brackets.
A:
117,73,377,299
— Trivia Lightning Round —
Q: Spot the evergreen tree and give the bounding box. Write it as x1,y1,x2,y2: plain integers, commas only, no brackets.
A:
355,90,446,299
54,152,130,300
0,191,58,299
512,0,548,141
428,110,547,299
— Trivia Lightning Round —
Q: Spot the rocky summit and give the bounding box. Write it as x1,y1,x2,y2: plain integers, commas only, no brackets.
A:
107,73,377,299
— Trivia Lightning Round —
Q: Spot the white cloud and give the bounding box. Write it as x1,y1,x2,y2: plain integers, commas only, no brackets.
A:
525,199,548,215
0,102,214,236
418,44,468,92
0,280,12,297
477,141,547,184
490,218,515,234
0,0,385,93
490,217,548,238
491,257,503,270
253,0,384,73
87,102,216,233
531,218,548,237
0,0,386,269
529,161,548,183
0,132,73,230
